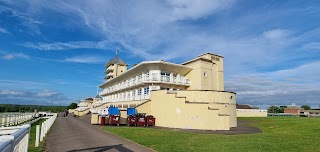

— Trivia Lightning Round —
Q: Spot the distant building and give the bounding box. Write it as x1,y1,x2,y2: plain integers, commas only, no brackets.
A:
236,104,267,117
236,104,253,109
71,96,103,116
284,103,320,117
284,103,303,114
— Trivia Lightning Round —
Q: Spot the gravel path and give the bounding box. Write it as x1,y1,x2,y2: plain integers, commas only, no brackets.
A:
45,114,153,152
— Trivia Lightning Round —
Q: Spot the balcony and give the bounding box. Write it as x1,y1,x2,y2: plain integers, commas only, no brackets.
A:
104,73,114,80
104,69,114,74
99,73,190,96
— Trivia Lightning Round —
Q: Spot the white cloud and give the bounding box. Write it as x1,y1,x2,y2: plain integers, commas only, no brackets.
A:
16,0,234,59
36,90,58,97
0,80,43,85
225,61,320,107
302,42,320,50
262,29,290,40
0,90,24,95
22,40,111,51
3,54,14,60
0,3,42,35
0,27,9,34
3,1,320,107
0,88,69,105
166,0,234,21
0,79,45,90
64,55,107,64
2,53,30,60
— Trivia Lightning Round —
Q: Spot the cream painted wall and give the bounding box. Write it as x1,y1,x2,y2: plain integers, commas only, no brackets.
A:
184,54,224,91
119,110,128,124
116,65,127,76
174,90,236,127
184,61,202,90
91,113,99,124
136,101,152,115
200,54,224,90
106,64,128,80
90,90,236,130
149,90,232,130
236,109,267,117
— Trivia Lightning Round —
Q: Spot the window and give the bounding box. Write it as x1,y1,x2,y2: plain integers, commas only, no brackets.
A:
161,71,170,76
132,90,136,96
152,73,158,80
144,87,149,95
204,72,208,77
127,92,130,97
138,88,142,95
211,56,220,61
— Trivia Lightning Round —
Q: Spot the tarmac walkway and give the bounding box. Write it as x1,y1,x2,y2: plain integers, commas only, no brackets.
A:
45,114,153,152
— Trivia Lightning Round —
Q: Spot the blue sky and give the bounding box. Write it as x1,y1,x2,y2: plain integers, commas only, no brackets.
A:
0,0,319,108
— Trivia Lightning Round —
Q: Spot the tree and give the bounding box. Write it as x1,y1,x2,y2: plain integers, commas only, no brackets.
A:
301,105,311,110
279,106,287,113
67,103,78,109
268,106,281,113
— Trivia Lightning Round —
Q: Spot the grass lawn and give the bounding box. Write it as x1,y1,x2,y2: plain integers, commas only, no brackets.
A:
28,119,46,152
100,117,320,152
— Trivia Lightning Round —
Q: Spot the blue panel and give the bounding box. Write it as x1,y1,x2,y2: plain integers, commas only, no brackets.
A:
127,108,136,116
108,107,119,115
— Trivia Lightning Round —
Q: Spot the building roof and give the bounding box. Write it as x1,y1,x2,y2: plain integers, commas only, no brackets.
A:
105,56,128,68
198,52,224,58
285,106,303,110
95,94,101,98
85,97,93,101
236,104,253,109
181,52,223,65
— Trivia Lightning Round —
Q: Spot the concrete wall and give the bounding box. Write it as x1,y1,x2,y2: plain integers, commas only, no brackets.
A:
91,113,99,124
136,101,152,115
184,54,224,91
236,109,267,117
116,65,127,76
174,90,237,127
136,90,236,130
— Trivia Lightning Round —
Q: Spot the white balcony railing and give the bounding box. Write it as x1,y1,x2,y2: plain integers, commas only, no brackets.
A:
99,73,190,96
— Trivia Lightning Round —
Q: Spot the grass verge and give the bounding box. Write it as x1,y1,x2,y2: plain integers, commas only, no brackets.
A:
28,119,46,152
100,117,320,152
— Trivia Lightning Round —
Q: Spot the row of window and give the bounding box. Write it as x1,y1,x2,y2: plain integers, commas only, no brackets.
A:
107,87,150,100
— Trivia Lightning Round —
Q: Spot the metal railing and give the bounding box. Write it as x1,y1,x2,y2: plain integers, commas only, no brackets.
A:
99,74,190,95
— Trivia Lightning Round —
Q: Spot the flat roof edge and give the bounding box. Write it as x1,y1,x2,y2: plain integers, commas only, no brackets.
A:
99,61,192,87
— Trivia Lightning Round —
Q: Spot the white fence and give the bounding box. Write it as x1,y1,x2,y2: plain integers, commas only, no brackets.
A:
35,113,57,147
0,113,57,152
0,124,30,152
0,114,33,127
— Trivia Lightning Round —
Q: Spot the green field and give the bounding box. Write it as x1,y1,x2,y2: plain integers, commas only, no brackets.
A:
101,117,320,152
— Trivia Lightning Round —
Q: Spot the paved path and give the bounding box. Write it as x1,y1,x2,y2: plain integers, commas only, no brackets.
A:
45,114,153,152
